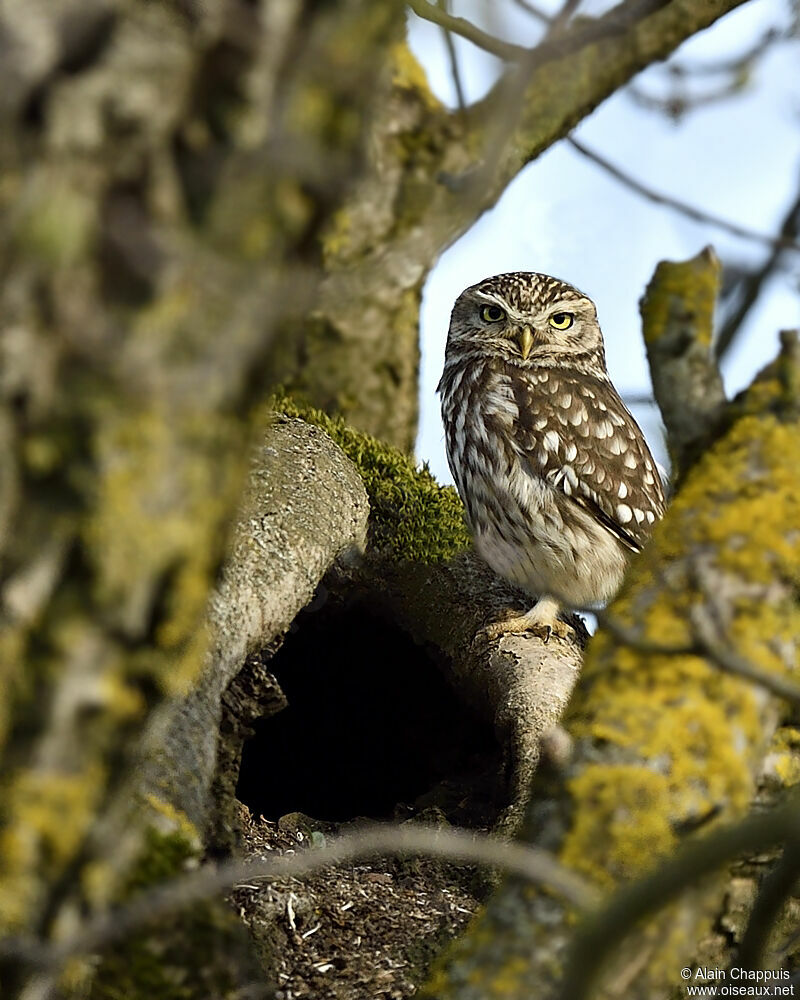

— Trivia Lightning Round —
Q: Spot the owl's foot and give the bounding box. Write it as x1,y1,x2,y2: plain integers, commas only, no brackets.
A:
484,596,572,644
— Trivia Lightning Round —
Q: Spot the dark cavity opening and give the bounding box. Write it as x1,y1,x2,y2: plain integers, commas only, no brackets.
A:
236,602,502,825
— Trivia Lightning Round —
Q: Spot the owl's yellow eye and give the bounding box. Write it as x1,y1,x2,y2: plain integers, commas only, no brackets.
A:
549,312,574,330
480,305,506,323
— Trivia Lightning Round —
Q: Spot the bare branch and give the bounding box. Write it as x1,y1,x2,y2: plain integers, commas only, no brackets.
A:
550,0,582,32
689,603,800,707
666,28,781,77
628,29,785,120
510,0,553,25
594,605,800,708
406,0,530,60
715,184,800,360
568,137,800,254
622,391,657,407
557,799,800,1000
594,610,695,656
0,823,597,977
436,0,467,111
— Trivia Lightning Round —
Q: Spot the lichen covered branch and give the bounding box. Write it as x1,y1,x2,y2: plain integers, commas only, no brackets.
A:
640,246,727,472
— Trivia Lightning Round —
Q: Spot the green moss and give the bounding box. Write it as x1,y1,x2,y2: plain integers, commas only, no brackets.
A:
273,395,471,563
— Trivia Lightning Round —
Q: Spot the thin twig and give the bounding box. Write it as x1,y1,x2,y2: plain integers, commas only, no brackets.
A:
714,183,800,360
406,0,530,60
568,137,800,254
510,0,553,24
622,392,657,407
557,799,800,1000
594,605,800,707
0,823,597,975
436,0,466,112
410,0,653,71
667,28,780,77
594,610,696,656
690,604,800,707
550,0,582,32
738,839,800,971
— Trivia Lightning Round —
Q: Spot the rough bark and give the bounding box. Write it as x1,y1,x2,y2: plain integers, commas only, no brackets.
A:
423,289,800,999
0,0,402,983
143,410,584,993
145,416,371,833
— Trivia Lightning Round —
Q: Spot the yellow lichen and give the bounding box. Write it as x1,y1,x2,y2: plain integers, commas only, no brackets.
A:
560,766,676,889
640,249,720,348
0,766,104,931
389,42,441,111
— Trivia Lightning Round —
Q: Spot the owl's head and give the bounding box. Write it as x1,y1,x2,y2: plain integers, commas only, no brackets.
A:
445,272,607,375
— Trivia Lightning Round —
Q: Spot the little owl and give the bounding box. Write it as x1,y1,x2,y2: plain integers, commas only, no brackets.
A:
438,272,666,641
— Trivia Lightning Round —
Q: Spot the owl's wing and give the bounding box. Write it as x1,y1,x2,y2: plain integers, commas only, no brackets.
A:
510,370,666,553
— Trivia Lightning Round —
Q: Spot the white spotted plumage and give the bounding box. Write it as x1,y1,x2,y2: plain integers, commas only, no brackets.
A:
438,272,667,633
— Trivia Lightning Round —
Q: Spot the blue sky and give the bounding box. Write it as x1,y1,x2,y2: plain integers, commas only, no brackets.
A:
408,0,800,481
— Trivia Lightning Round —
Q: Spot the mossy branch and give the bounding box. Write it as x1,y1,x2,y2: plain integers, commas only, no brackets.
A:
640,247,727,473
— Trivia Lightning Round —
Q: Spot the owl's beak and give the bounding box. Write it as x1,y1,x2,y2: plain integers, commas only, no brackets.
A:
517,327,534,360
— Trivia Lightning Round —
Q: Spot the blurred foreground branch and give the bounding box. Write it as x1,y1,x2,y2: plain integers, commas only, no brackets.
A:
2,823,596,985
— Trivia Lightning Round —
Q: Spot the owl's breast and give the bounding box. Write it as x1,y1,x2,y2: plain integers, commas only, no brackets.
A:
444,365,551,533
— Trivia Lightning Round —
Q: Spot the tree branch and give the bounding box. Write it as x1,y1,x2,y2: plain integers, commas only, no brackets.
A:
436,0,467,111
510,0,553,25
596,607,800,708
714,182,800,360
406,0,530,60
568,137,800,254
1,823,596,979
690,603,800,708
640,247,727,473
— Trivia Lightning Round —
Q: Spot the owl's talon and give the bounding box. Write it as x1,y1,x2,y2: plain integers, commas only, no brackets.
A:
480,607,572,644
528,619,571,643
